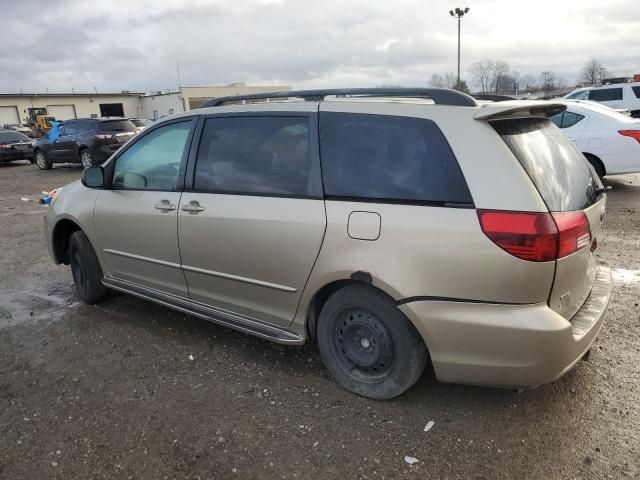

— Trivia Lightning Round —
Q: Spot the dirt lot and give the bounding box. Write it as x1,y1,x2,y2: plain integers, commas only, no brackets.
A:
0,160,639,480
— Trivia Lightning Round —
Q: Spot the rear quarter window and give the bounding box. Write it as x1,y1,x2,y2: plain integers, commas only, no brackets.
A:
492,118,602,211
319,113,473,205
99,120,136,132
588,88,623,102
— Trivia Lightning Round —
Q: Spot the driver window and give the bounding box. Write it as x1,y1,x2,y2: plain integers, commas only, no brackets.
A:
113,121,191,190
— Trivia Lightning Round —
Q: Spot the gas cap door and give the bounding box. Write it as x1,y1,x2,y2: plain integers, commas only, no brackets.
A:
347,211,381,241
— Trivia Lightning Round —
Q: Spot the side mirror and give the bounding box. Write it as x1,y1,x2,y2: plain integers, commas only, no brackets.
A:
81,166,105,189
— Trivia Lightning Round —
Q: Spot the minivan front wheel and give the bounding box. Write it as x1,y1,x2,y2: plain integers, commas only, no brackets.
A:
35,150,52,170
317,284,428,399
80,149,94,169
69,231,110,303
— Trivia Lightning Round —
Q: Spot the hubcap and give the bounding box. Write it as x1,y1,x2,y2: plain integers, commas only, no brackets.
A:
36,152,46,168
81,151,92,168
333,308,394,380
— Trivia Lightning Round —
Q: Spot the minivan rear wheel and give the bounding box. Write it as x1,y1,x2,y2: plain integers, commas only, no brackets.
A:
69,231,110,303
317,284,428,399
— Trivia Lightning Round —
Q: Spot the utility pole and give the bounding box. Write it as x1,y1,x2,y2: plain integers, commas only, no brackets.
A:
449,7,470,90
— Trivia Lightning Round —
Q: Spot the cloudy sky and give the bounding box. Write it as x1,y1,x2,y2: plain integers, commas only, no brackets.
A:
1,0,639,93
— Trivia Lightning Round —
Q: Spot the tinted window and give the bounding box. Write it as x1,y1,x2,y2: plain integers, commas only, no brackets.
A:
589,88,622,102
493,118,602,211
99,120,136,132
77,120,95,133
561,112,585,128
632,86,640,98
113,121,191,190
549,113,563,127
195,116,313,196
0,131,29,142
568,91,589,100
320,113,472,205
62,121,77,135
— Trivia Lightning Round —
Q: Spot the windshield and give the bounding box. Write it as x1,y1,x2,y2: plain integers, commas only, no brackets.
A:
492,118,603,211
98,120,136,132
0,131,30,142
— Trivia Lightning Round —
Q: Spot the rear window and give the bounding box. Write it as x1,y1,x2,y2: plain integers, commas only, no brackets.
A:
320,113,473,205
588,88,622,102
99,120,136,132
493,118,602,211
0,131,29,142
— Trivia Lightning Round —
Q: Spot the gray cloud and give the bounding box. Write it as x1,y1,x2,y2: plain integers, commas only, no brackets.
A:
1,0,639,93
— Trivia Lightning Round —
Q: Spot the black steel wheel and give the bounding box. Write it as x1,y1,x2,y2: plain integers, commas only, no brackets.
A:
317,284,428,399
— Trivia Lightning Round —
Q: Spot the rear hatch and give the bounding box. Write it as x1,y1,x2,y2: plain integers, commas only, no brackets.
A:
492,117,606,319
97,119,137,144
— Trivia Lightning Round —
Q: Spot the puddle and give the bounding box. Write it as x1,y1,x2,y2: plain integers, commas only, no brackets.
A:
612,268,640,284
0,286,80,329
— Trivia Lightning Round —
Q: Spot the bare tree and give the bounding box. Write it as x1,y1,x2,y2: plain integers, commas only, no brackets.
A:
581,59,609,85
429,74,446,88
444,72,457,89
520,74,538,92
470,59,510,94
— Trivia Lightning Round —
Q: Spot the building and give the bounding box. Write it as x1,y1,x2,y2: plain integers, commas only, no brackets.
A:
0,83,291,126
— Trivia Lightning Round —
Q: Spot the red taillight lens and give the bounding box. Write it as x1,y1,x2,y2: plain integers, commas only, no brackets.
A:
477,210,591,262
477,210,558,262
552,211,591,258
0,144,10,149
618,130,640,143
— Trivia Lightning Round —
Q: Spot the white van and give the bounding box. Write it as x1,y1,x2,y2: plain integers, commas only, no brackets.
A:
565,82,640,117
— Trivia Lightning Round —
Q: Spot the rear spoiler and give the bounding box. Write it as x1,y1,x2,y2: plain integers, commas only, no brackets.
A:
474,101,566,121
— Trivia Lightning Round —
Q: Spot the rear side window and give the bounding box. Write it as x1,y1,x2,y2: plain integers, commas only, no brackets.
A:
589,88,622,102
567,91,589,100
493,118,602,211
62,121,77,135
77,120,95,133
319,113,472,205
632,86,640,98
99,120,136,132
195,116,315,197
549,111,585,129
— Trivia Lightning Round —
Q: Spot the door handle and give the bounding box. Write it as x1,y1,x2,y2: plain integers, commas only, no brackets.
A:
181,201,205,213
154,200,176,211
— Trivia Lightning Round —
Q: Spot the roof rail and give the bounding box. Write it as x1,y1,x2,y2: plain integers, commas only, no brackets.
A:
199,88,478,108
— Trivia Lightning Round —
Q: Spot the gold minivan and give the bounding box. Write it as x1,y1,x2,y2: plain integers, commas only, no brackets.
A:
45,88,612,399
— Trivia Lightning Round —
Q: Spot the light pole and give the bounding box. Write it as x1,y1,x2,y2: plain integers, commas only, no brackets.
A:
449,7,469,90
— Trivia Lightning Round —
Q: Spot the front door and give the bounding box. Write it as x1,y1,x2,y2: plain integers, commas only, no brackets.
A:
178,113,326,327
94,118,196,297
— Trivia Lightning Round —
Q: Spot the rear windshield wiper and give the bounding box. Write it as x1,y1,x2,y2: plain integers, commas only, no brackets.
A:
595,185,612,196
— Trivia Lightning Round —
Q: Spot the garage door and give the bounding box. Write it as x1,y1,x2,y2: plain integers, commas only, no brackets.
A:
46,105,77,121
0,106,20,126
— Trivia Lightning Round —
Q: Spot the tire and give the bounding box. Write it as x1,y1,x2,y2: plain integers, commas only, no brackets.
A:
69,231,110,304
317,284,428,399
584,153,605,179
80,149,94,169
34,150,52,170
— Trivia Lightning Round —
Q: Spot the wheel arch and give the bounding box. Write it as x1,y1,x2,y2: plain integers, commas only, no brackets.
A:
582,152,606,177
52,218,83,265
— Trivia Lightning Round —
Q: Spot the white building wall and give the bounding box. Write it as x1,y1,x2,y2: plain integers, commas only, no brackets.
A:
140,93,185,120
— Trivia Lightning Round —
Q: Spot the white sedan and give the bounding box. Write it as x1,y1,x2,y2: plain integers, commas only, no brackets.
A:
551,100,640,177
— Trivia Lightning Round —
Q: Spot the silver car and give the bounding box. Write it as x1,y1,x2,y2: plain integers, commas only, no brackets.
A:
45,88,612,399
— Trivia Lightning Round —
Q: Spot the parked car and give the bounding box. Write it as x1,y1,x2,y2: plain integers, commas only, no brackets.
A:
129,118,152,133
44,88,612,399
0,129,35,164
564,82,640,117
551,99,640,177
3,123,33,136
33,117,137,170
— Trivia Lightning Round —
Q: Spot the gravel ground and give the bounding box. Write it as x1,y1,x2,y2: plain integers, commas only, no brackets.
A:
0,161,639,480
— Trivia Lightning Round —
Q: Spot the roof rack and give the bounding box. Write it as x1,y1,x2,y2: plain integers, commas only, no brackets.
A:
200,88,478,108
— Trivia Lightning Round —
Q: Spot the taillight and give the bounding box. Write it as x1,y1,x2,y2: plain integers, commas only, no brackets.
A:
95,133,113,139
618,130,640,143
552,211,591,258
477,210,591,262
0,144,10,149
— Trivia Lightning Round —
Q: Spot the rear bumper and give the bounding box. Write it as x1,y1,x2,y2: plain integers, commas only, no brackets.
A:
0,149,33,161
399,263,612,389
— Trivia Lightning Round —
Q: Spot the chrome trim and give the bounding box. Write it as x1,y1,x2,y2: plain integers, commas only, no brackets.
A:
181,264,297,293
101,276,304,345
103,248,296,293
103,249,182,269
